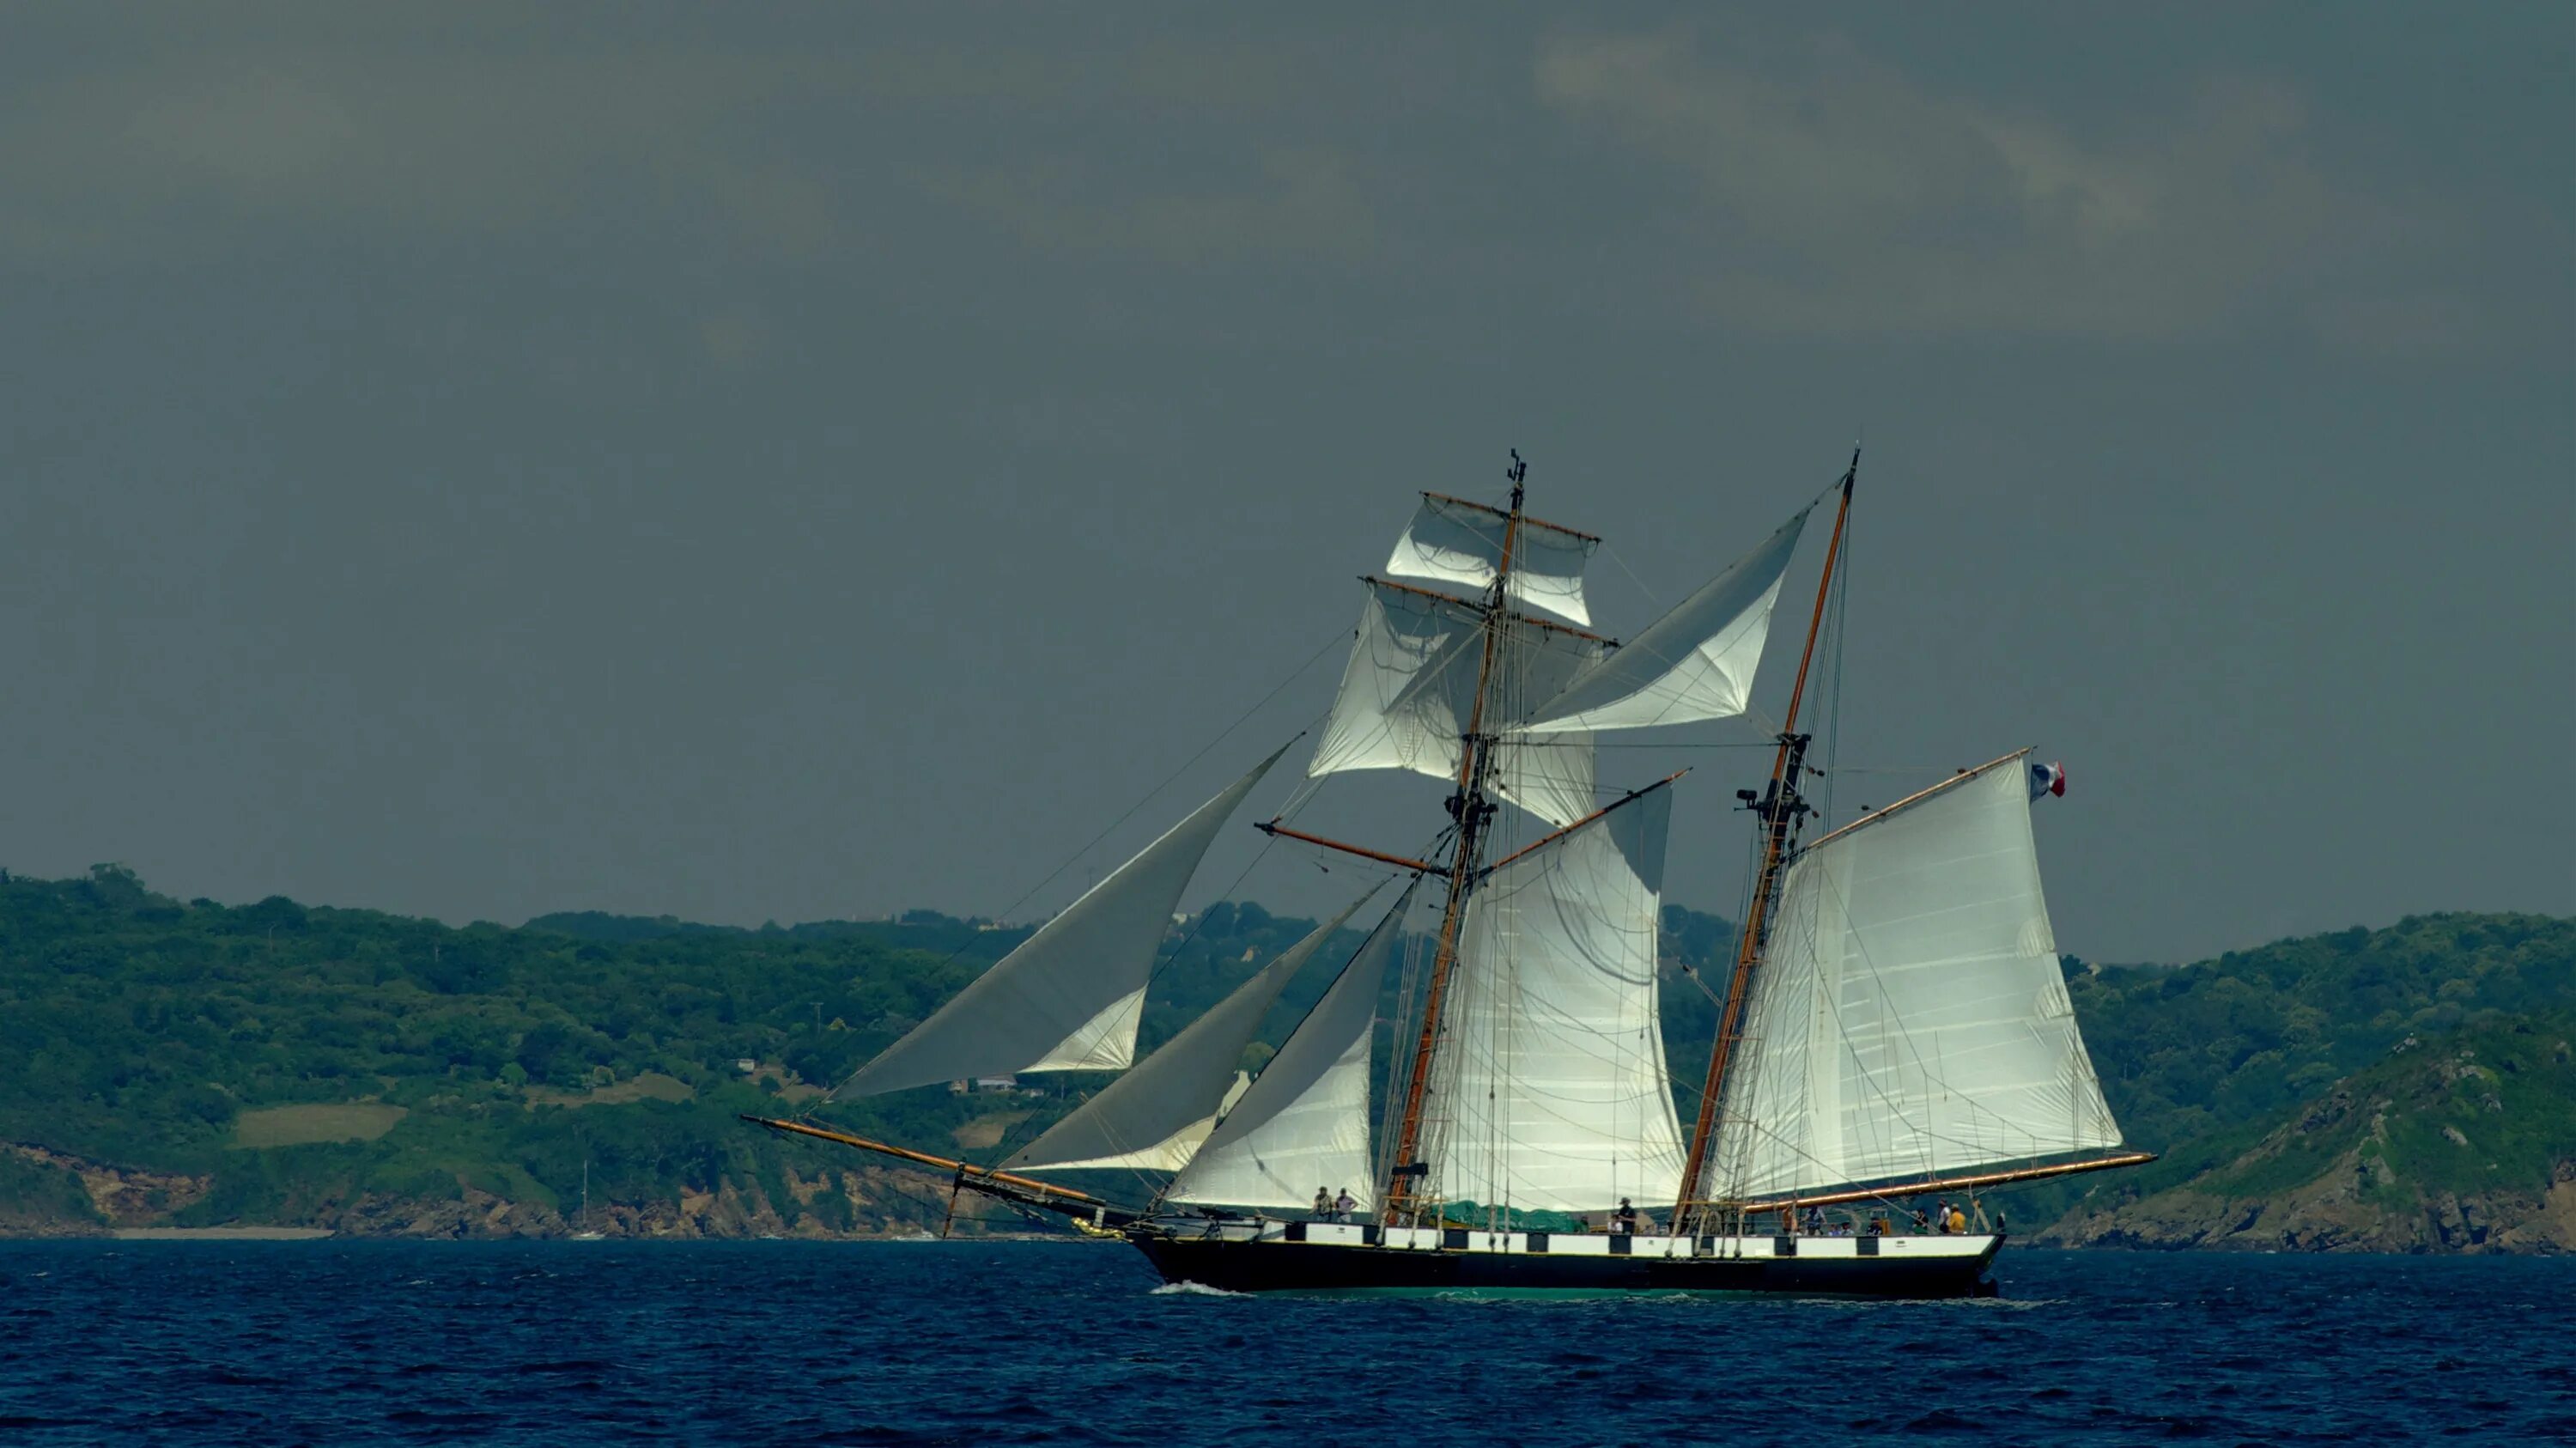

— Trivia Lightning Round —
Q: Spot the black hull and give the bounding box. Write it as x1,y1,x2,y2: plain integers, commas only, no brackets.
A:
1130,1233,2002,1299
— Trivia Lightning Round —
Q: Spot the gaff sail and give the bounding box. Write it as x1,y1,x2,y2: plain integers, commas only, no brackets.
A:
1419,782,1686,1214
1703,754,2124,1202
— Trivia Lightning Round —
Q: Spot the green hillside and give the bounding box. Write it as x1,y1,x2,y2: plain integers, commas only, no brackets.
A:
2040,1008,2576,1250
1,862,2566,1246
0,866,1731,1237
2018,911,2574,1231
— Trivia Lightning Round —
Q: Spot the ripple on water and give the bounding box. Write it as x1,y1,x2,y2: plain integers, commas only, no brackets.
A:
0,1244,2572,1446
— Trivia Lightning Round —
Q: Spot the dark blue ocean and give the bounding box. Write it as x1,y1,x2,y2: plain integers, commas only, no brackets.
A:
2,1241,2568,1446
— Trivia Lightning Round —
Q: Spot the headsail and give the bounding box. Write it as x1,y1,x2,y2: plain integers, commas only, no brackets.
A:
1704,753,2123,1202
1514,506,1809,734
1386,493,1599,625
1005,892,1375,1171
1163,877,1419,1213
836,743,1292,1098
1305,580,1605,825
1419,782,1686,1214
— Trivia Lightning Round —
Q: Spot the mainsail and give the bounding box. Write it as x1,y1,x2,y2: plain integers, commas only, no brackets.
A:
1163,879,1419,1213
1703,753,2123,1201
836,743,1291,1098
1005,894,1373,1172
1419,782,1686,1214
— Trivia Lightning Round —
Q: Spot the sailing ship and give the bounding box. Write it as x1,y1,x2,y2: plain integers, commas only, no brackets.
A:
570,1159,605,1240
749,451,2150,1297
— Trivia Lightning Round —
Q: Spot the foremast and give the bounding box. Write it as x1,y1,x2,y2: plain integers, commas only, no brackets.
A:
1381,450,1529,1223
1673,448,1857,1232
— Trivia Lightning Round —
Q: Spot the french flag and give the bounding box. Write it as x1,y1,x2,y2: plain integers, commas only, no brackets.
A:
2028,761,2068,800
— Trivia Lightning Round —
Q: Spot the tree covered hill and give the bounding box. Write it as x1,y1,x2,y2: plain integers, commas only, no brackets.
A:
2039,1008,2576,1251
0,863,2566,1247
0,866,1730,1237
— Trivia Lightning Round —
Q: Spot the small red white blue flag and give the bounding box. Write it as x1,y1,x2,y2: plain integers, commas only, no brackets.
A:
2028,761,2067,800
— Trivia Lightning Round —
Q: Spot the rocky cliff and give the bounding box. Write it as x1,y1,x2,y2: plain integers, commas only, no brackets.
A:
2039,1016,2574,1253
0,1143,1028,1239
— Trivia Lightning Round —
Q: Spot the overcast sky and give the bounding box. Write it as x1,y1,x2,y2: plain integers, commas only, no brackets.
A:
3,3,2567,962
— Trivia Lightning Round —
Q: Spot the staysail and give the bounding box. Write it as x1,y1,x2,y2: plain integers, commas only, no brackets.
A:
1704,753,2123,1201
836,743,1291,1097
1513,507,1809,734
1419,782,1686,1214
1005,893,1374,1171
1163,878,1419,1213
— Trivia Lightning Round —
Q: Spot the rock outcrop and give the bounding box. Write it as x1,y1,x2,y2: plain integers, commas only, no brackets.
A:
2038,1019,2574,1254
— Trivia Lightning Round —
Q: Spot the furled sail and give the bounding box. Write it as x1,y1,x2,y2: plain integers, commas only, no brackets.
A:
1163,878,1419,1213
1703,753,2123,1202
1514,506,1809,735
836,743,1292,1097
1004,893,1374,1172
1419,782,1686,1214
1305,580,1605,825
1386,493,1599,625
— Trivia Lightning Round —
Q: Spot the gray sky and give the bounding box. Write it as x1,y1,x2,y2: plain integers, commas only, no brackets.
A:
3,3,2568,963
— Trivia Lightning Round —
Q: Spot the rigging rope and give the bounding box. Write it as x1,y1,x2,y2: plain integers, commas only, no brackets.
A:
809,626,1350,1115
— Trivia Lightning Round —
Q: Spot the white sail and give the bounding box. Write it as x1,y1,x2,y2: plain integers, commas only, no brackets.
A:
1016,1074,1252,1174
1306,581,1604,825
1164,879,1419,1213
1514,507,1809,734
1420,782,1686,1214
1705,754,2123,1201
1386,493,1598,625
1005,895,1372,1171
836,743,1291,1097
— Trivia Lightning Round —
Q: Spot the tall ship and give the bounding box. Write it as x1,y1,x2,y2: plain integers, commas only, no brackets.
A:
748,451,2150,1297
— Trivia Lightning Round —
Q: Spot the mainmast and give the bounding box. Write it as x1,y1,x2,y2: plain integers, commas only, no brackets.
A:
1381,449,1528,1222
1673,448,1857,1229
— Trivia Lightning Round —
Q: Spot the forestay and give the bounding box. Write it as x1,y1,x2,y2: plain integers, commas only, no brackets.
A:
1005,894,1372,1172
1421,783,1686,1214
1385,493,1598,625
1704,755,2124,1201
1163,879,1419,1213
1306,581,1606,826
1514,507,1809,734
835,743,1291,1098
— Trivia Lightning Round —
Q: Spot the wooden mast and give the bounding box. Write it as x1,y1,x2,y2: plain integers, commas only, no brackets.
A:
1672,449,1858,1230
1381,451,1528,1222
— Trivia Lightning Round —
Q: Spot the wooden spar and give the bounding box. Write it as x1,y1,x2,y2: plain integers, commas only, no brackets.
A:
1383,458,1528,1220
1362,575,1615,643
1672,451,1858,1227
739,1115,1101,1203
1477,770,1687,876
1419,490,1601,543
1703,1151,2160,1214
1799,749,2032,853
1254,821,1449,877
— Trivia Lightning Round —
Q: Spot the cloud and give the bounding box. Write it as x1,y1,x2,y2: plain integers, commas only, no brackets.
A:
0,47,860,270
1533,29,2475,346
927,147,1379,266
0,31,1337,277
